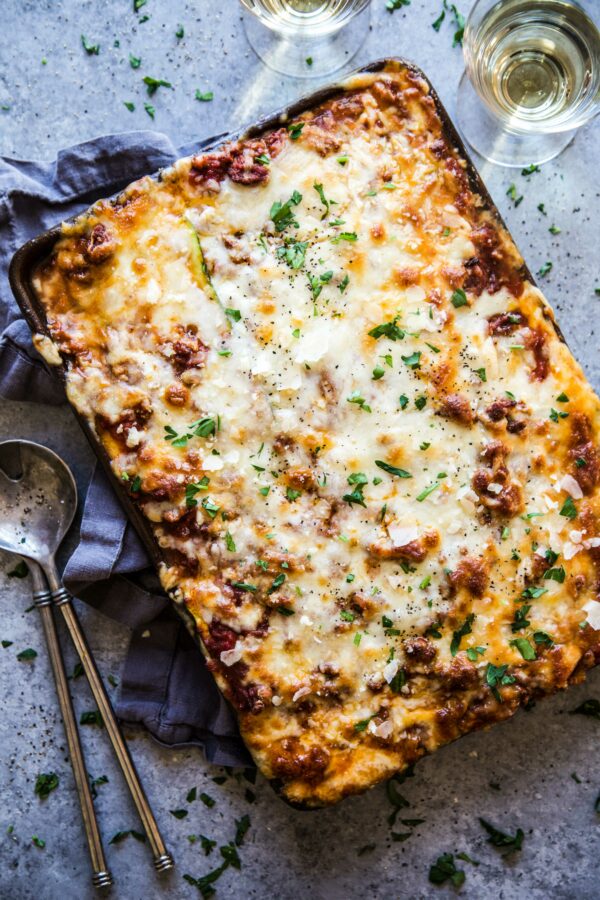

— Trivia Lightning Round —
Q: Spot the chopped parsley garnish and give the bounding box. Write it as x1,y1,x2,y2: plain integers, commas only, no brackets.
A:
165,417,218,447
510,637,536,660
234,814,251,847
560,496,577,519
372,365,385,380
474,367,487,382
144,103,155,119
368,316,405,341
170,808,188,819
538,261,553,277
285,487,301,502
287,122,304,140
353,633,362,646
415,395,427,410
466,646,486,661
549,408,569,425
533,631,554,647
346,391,371,412
270,190,302,232
81,34,100,55
31,836,46,849
337,155,348,165
399,394,409,409
549,224,561,235
232,583,258,596
343,473,368,508
429,853,465,888
185,477,210,507
401,351,421,369
340,610,355,622
267,573,286,595
354,716,373,732
313,182,335,219
129,53,141,68
109,829,146,844
485,662,515,702
331,231,358,243
176,24,184,38
276,239,307,270
187,787,197,802
80,710,103,726
34,773,59,799
537,202,547,215
511,604,531,632
479,818,524,853
419,575,431,590
201,498,220,519
450,613,475,656
255,153,270,165
195,90,214,102
556,392,569,402
450,288,468,308
225,532,236,552
308,270,334,301
386,0,411,10
375,460,412,479
416,482,440,502
521,163,541,176
432,9,445,30
17,648,37,661
124,101,135,111
506,183,523,206
225,307,241,322
143,76,172,96
544,565,566,583
200,792,216,808
338,274,350,293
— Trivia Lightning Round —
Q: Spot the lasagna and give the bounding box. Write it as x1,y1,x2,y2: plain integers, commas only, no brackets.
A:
30,60,600,807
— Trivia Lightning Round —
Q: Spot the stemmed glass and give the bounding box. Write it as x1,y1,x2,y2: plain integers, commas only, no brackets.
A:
239,0,371,79
456,0,600,167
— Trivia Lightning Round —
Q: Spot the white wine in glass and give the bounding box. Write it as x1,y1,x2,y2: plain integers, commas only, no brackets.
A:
239,0,371,78
456,0,600,166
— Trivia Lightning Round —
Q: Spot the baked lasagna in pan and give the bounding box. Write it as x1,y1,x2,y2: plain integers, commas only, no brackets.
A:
27,60,600,807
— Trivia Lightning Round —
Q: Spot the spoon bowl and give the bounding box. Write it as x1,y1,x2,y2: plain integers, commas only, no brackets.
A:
0,439,77,566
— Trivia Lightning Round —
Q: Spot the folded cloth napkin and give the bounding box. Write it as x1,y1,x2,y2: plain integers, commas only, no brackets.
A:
0,132,251,766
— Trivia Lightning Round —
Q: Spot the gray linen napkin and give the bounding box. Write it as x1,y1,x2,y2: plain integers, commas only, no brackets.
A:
0,131,251,766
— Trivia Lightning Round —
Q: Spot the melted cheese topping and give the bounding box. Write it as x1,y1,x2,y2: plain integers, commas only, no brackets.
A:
32,62,600,807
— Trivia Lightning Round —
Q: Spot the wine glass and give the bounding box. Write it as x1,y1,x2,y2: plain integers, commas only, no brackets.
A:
239,0,371,79
455,0,600,167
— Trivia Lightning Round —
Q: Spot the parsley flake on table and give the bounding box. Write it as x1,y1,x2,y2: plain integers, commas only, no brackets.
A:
429,852,465,888
195,90,214,102
123,101,135,112
143,76,172,96
144,102,155,119
538,261,553,277
506,183,523,206
479,818,524,853
386,0,410,9
176,24,185,39
34,773,59,799
129,54,141,68
81,35,100,55
17,648,37,661
109,829,146,844
7,560,28,578
570,698,600,719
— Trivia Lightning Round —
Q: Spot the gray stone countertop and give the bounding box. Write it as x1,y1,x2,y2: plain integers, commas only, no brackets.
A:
0,1,599,898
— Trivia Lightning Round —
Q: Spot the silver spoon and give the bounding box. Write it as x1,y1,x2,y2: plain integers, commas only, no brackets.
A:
0,440,174,875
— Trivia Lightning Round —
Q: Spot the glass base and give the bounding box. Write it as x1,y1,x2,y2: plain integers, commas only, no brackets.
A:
455,71,576,167
241,5,370,79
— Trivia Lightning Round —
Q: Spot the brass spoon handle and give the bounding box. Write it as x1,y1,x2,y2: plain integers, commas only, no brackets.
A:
52,584,174,874
31,570,112,889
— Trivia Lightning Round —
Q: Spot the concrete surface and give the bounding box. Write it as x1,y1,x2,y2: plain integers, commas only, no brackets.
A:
1,1,599,898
